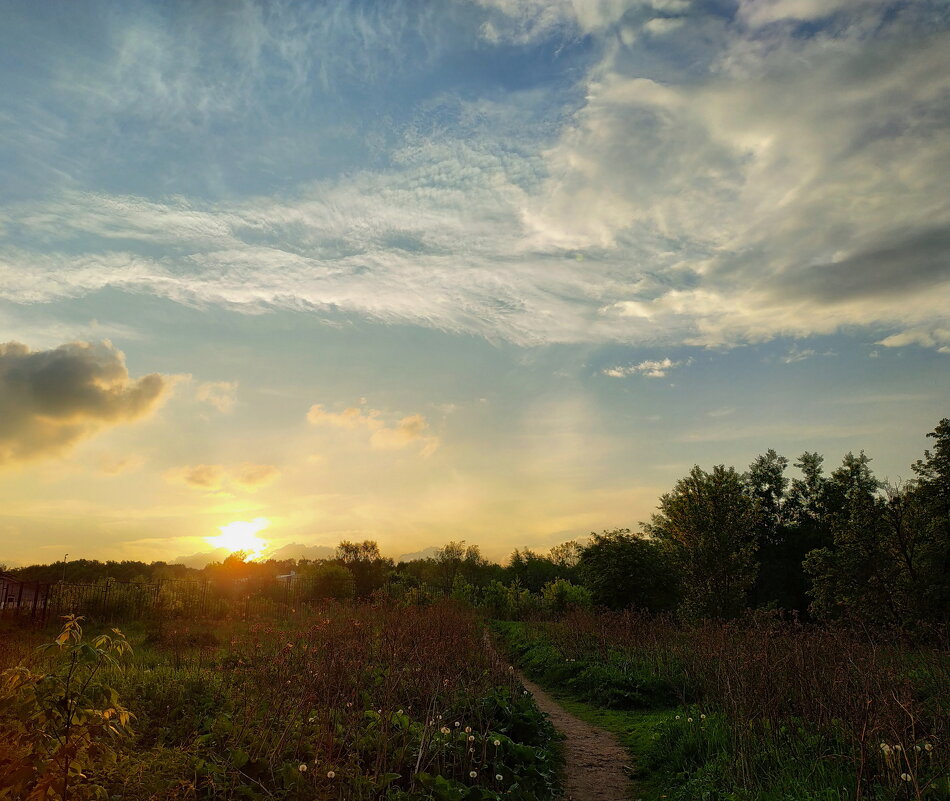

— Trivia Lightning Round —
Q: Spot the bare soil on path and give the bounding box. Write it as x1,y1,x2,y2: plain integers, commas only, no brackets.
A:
518,674,635,801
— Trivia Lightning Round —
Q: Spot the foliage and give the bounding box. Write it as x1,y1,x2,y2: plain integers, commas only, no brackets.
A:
576,529,678,612
0,615,133,800
647,465,759,621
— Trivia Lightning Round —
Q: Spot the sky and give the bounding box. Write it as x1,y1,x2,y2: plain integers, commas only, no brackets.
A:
1,0,948,567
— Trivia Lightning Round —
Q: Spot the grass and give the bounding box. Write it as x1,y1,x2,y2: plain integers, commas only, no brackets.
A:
493,615,950,801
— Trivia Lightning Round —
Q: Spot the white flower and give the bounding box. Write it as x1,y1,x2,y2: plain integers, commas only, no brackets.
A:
468,735,475,741
700,714,706,719
469,771,478,778
327,770,336,779
465,726,472,733
455,721,460,727
496,774,503,781
914,745,922,753
687,718,693,723
440,726,451,735
298,764,307,772
924,743,933,752
493,739,501,747
901,773,912,782
675,715,680,720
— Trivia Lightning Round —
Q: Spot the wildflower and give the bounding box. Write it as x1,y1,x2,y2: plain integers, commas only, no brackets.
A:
687,718,693,723
914,745,922,753
441,726,451,735
494,740,501,747
327,770,335,779
455,721,460,727
465,726,472,733
496,774,504,781
700,714,706,720
298,764,307,772
469,771,478,779
469,747,475,753
894,744,903,752
924,743,933,752
675,715,680,720
901,773,912,782
468,735,475,742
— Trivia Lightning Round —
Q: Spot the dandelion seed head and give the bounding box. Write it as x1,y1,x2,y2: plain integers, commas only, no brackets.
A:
496,774,503,781
327,771,335,779
494,739,501,747
298,764,307,772
470,771,478,778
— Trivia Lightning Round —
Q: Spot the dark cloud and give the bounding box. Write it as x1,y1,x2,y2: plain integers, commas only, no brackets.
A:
0,340,168,465
774,227,950,305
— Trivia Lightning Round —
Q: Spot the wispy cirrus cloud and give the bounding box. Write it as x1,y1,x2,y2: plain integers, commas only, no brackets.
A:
1,1,948,353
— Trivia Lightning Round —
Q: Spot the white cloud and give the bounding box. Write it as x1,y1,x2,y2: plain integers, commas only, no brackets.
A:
603,357,686,377
878,327,950,354
0,1,947,354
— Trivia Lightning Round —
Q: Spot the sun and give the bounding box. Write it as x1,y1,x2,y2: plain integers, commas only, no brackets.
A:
205,517,271,561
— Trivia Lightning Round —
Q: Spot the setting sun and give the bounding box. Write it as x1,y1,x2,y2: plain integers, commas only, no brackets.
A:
205,518,271,561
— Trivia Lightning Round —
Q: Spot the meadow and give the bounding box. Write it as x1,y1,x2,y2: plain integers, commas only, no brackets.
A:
0,603,559,801
497,610,949,801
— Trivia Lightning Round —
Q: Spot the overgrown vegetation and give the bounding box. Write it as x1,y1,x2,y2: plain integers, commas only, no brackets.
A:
497,612,949,800
1,604,560,800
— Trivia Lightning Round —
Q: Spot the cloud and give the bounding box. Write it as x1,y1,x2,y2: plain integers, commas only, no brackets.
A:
0,1,947,353
877,327,950,354
165,462,281,493
603,357,687,378
307,403,439,456
196,380,238,413
0,340,169,465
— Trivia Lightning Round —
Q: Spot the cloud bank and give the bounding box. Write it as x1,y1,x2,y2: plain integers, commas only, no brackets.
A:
0,340,168,465
1,1,948,350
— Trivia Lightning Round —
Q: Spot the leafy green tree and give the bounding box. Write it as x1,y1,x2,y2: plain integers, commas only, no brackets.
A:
336,540,392,598
909,418,950,622
540,578,592,616
647,465,758,620
505,549,562,593
299,562,356,600
576,529,678,611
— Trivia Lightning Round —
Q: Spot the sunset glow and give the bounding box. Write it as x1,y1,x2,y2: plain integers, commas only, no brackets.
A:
205,518,271,561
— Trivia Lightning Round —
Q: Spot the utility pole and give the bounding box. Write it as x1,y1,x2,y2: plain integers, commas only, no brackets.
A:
62,553,68,584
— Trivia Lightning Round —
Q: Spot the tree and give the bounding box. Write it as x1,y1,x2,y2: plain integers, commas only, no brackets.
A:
335,540,391,598
906,419,950,626
647,465,758,620
576,529,677,611
505,549,562,593
300,563,355,601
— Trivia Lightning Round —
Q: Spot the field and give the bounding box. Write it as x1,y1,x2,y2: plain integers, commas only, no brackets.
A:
2,599,947,801
0,602,559,801
496,610,950,801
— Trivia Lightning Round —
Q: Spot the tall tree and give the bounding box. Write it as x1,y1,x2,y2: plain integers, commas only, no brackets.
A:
647,465,758,620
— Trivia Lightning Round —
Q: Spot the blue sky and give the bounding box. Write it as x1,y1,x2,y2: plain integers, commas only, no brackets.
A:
1,0,948,565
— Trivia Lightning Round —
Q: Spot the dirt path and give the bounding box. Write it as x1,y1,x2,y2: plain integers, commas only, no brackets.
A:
519,675,635,801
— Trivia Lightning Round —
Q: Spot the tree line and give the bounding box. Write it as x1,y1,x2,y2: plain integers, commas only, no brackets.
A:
7,418,948,638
